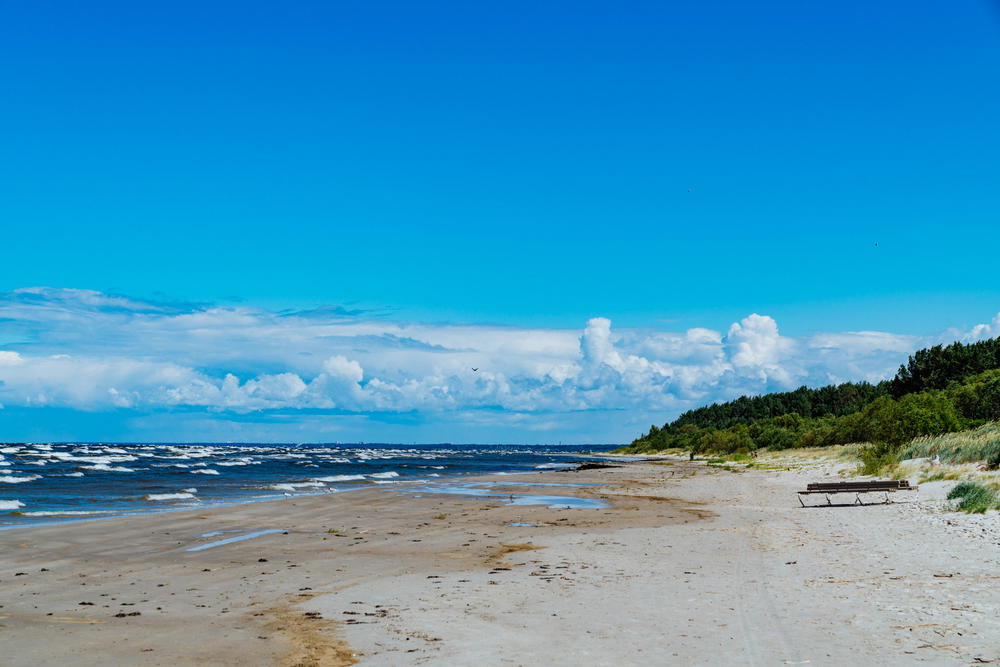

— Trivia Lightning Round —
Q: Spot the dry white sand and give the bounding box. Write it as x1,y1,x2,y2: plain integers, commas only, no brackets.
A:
1,459,997,665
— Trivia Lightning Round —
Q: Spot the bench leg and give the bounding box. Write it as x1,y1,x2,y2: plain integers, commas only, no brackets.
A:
826,494,832,506
855,493,862,505
798,495,805,508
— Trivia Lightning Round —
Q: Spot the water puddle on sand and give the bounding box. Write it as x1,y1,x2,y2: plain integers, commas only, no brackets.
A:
507,522,541,527
404,483,608,509
186,529,285,552
475,481,603,488
197,529,242,538
506,494,607,509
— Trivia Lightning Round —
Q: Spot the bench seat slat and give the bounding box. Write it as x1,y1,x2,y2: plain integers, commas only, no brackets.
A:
797,489,912,494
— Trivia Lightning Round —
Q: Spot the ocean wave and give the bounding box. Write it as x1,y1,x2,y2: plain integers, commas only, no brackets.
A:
268,481,326,491
369,471,400,479
0,500,25,510
0,475,41,484
190,469,220,475
80,464,136,472
144,492,197,501
67,455,138,464
312,474,366,482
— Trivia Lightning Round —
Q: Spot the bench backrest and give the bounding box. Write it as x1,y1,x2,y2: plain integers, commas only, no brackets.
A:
806,480,910,491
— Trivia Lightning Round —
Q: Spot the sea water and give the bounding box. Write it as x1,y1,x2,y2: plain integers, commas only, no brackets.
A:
0,443,617,527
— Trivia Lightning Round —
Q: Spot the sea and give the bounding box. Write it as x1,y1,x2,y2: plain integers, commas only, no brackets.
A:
0,442,621,528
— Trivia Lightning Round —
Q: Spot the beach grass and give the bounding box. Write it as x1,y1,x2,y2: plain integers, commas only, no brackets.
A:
946,481,999,513
901,422,1000,467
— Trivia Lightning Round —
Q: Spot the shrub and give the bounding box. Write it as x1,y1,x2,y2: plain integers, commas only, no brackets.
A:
751,425,799,450
949,369,1000,421
855,393,964,447
946,481,998,514
857,441,898,476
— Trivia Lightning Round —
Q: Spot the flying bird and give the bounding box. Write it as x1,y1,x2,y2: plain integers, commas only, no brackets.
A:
471,368,479,372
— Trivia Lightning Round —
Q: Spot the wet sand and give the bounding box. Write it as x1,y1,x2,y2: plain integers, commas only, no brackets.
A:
1,460,997,665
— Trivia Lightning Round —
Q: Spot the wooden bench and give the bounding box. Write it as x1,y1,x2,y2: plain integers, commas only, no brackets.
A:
797,480,918,506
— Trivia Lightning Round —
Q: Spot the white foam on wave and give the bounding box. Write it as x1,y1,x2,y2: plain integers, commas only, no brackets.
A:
215,459,257,466
268,481,325,491
0,500,25,510
369,471,399,479
312,474,365,482
80,464,135,472
145,492,197,501
61,472,85,477
69,455,138,464
0,475,41,484
191,469,220,475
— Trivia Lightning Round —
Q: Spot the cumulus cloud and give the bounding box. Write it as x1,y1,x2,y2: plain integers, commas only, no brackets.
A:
0,288,996,434
965,312,1000,342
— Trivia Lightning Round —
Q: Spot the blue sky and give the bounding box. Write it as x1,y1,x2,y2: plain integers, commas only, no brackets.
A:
1,2,998,442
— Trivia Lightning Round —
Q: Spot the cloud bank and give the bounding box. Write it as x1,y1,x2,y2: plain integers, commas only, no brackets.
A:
0,287,996,442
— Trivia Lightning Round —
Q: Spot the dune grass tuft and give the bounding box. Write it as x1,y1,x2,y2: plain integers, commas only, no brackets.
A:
902,422,1000,466
946,481,998,514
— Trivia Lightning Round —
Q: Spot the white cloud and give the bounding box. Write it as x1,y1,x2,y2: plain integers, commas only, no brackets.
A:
725,313,799,387
965,312,1000,342
0,288,997,437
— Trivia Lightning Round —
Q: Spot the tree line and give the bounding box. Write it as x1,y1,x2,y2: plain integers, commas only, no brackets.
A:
623,335,1000,457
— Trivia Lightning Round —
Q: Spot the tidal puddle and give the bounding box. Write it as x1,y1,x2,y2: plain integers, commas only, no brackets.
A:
405,483,608,509
198,529,242,538
475,481,603,488
187,529,285,552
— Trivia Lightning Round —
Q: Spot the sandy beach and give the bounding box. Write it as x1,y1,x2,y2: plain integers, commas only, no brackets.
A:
1,458,998,666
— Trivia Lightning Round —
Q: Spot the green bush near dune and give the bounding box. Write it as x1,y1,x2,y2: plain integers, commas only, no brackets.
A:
857,441,900,477
949,369,1000,422
946,481,999,514
853,392,964,447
